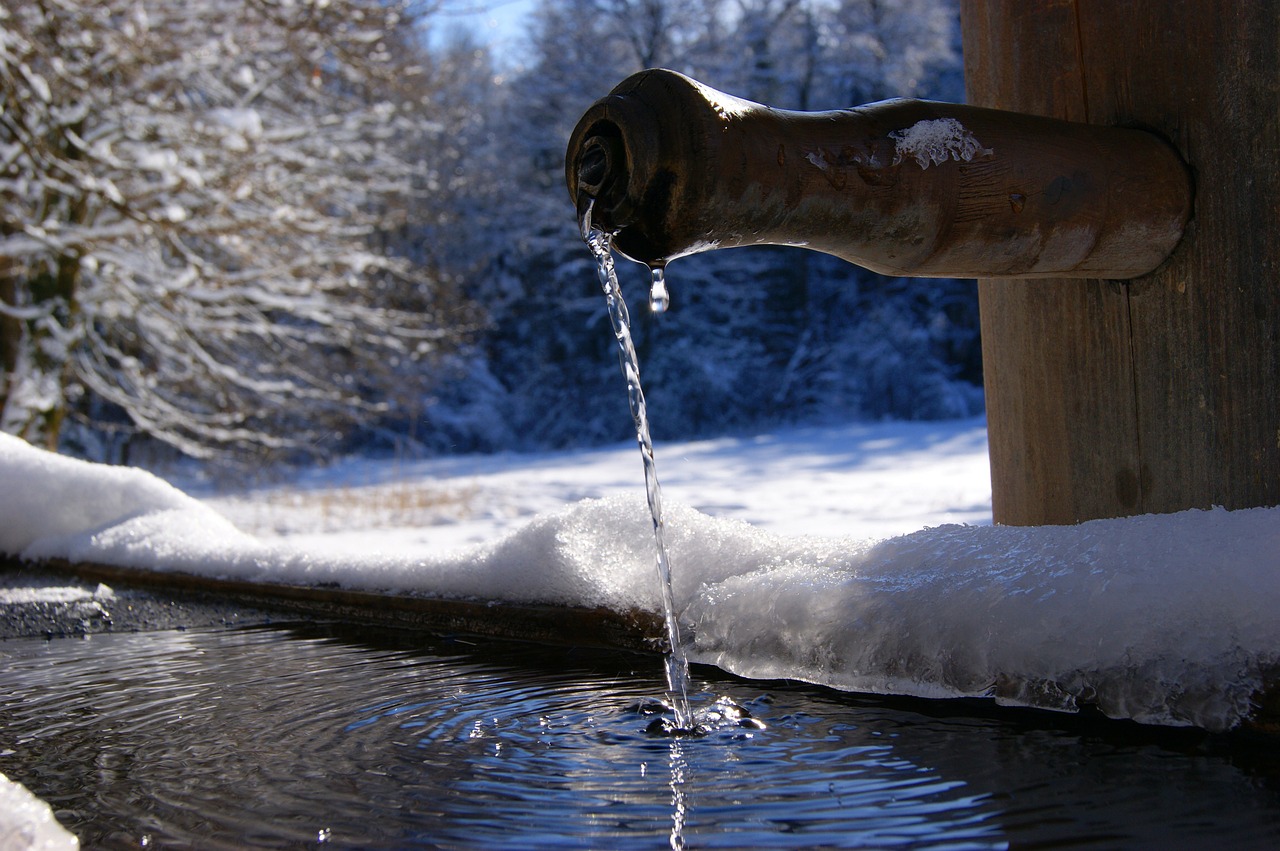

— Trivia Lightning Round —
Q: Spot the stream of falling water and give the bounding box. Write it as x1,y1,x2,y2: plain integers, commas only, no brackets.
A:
580,201,694,732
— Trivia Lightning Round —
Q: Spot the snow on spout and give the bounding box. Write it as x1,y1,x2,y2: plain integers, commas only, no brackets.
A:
890,118,993,169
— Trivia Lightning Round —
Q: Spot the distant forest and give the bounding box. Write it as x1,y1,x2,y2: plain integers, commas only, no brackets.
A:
1,0,981,468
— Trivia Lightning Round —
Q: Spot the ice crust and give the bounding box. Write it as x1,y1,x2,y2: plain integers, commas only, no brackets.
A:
3,431,1279,731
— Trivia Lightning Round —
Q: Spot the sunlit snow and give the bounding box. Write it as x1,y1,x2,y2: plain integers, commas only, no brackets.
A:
2,419,1279,733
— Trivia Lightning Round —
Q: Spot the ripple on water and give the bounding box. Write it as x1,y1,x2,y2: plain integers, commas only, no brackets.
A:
2,624,1279,849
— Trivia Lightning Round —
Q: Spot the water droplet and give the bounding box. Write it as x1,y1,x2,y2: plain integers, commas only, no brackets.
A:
649,266,670,313
627,698,671,716
1009,192,1026,213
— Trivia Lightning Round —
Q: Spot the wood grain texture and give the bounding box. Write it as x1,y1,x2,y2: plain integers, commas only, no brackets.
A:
962,0,1280,524
18,557,664,651
567,68,1188,278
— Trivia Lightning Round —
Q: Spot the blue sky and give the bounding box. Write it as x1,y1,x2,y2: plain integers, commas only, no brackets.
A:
432,0,535,52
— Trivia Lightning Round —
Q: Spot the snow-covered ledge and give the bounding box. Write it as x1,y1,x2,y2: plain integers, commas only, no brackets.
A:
3,432,1279,733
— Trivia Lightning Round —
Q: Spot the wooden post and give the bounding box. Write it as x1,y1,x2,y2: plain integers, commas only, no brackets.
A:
962,1,1280,525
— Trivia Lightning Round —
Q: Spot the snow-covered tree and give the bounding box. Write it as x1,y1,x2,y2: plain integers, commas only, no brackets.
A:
459,0,979,449
0,0,478,462
821,0,963,105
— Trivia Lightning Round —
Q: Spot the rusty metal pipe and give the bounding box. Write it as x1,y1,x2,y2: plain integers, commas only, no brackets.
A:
566,69,1192,279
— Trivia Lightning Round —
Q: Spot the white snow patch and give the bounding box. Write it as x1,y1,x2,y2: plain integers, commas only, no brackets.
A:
0,432,203,557
0,582,113,606
207,108,263,138
206,107,263,151
804,149,830,170
0,772,79,850
890,118,993,169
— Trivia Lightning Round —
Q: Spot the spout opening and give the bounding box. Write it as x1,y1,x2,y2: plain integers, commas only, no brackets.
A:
569,120,634,229
578,141,609,190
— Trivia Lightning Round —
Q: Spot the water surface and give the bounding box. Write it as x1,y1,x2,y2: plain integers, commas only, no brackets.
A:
2,624,1279,849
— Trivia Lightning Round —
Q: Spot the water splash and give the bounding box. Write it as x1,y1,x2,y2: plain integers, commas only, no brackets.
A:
580,200,694,730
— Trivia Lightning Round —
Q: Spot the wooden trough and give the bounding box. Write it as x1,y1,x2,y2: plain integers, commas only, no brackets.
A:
7,555,1280,737
3,556,662,653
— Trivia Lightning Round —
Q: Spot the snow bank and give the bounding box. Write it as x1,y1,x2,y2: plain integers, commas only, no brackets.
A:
0,772,79,850
0,432,673,609
0,432,204,556
3,431,1279,731
686,510,1280,730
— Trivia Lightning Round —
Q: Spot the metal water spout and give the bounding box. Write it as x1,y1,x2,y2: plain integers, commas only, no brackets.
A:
566,69,1192,279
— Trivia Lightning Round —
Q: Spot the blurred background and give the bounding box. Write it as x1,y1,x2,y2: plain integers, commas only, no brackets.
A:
0,0,981,475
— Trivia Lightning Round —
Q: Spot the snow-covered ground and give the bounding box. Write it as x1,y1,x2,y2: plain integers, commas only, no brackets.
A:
198,417,993,552
5,414,1280,847
2,416,1279,737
